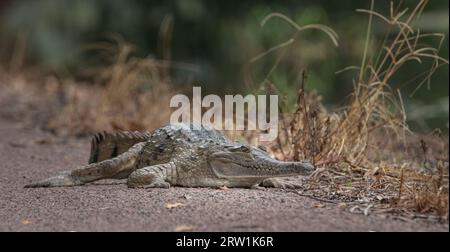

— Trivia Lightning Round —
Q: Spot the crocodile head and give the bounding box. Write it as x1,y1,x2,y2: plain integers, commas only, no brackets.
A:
207,144,315,179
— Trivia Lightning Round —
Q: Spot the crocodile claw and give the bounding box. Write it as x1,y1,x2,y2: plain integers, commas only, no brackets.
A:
260,178,303,189
144,181,171,189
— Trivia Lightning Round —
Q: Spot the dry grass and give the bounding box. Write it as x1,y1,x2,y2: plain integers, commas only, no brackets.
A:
0,37,176,136
242,0,449,218
47,38,176,135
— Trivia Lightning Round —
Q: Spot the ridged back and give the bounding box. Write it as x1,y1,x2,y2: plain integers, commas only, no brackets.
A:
88,131,152,164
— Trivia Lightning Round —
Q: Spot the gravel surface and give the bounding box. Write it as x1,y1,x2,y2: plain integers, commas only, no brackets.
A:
0,119,447,231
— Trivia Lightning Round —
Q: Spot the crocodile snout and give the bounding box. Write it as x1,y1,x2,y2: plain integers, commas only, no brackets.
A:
299,161,315,175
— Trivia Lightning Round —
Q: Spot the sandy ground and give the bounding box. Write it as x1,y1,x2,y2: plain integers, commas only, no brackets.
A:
0,118,448,232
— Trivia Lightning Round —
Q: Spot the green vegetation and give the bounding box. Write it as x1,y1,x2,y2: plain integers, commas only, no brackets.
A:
0,0,448,130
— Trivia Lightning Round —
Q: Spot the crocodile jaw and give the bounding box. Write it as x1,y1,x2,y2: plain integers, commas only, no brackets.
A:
208,147,315,179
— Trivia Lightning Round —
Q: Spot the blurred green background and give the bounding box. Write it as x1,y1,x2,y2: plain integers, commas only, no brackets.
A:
0,0,448,131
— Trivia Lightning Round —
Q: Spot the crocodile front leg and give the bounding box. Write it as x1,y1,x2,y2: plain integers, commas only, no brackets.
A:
127,163,174,188
25,142,145,188
259,177,303,189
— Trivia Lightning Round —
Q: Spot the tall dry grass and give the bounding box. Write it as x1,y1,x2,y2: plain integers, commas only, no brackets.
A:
248,0,449,217
43,37,178,135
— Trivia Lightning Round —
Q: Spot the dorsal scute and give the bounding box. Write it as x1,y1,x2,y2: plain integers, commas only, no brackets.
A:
159,123,229,144
89,124,230,164
89,131,151,163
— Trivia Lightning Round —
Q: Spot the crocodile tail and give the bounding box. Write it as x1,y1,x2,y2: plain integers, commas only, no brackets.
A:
88,131,152,164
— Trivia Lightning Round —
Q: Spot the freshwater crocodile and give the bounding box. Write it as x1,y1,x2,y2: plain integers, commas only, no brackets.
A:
25,124,315,189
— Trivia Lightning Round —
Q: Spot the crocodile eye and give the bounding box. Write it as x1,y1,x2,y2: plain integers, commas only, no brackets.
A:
238,146,251,152
257,145,267,152
226,145,250,152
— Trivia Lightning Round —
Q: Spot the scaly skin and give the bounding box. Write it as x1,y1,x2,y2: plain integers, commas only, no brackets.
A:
25,124,315,189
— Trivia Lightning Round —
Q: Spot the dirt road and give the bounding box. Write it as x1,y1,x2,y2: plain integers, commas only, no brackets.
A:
0,118,447,231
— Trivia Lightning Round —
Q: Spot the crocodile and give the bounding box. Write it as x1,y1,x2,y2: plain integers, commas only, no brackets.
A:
25,123,315,189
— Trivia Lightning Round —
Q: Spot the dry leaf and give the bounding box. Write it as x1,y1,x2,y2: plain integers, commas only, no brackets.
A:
35,139,50,145
165,202,185,209
217,185,229,190
350,206,360,213
21,219,32,225
364,204,373,216
338,203,347,209
174,225,195,232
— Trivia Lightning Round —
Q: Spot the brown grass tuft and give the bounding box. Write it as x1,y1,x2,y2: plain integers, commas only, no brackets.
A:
244,0,449,218
45,37,176,135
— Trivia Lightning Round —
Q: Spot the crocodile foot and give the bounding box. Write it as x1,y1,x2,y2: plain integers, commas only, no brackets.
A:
260,178,302,189
144,181,171,189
